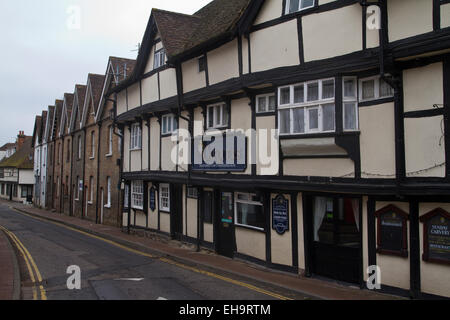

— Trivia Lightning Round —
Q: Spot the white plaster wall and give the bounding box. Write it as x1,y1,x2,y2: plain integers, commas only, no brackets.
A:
127,82,141,110
161,136,177,171
150,117,160,171
251,20,300,72
230,98,252,176
235,227,266,261
19,170,34,185
141,75,159,105
360,103,396,178
442,3,450,29
182,57,206,93
186,197,198,238
117,91,127,116
160,212,170,234
130,150,142,172
271,193,293,266
254,0,283,25
302,4,362,62
142,122,149,171
159,68,178,100
388,0,433,42
284,158,355,177
207,39,240,85
256,115,278,176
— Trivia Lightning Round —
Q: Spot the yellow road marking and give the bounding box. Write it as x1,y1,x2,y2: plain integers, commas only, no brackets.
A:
0,225,45,300
10,207,292,300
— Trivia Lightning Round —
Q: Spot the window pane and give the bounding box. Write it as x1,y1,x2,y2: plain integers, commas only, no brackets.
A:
307,82,319,101
215,105,221,126
322,80,335,99
268,95,276,111
167,117,172,133
222,104,229,126
379,78,393,98
289,0,299,13
279,109,291,134
257,96,267,112
362,79,375,100
322,104,335,131
280,87,291,105
344,79,356,98
162,118,167,134
308,108,319,130
293,108,305,133
173,117,178,131
294,85,304,103
301,0,315,9
237,203,264,229
344,103,357,130
208,107,214,128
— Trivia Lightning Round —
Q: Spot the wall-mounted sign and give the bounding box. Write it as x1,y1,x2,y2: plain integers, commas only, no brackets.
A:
192,133,247,172
149,187,156,212
272,195,289,235
420,208,450,265
375,205,409,257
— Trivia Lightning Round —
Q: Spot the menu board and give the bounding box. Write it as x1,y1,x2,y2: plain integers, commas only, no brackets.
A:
376,205,408,257
426,215,450,262
272,195,289,235
149,187,156,212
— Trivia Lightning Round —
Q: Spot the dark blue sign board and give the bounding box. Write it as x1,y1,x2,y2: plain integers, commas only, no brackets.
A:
192,134,247,172
149,187,156,212
272,195,289,235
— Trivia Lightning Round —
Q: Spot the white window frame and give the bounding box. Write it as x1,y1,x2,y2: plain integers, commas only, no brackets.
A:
131,180,144,210
234,193,264,231
187,187,198,199
343,77,360,131
278,78,336,135
285,0,315,15
256,93,276,113
159,183,170,212
105,177,111,208
161,114,178,135
154,49,166,69
130,123,142,150
206,103,229,129
358,75,394,102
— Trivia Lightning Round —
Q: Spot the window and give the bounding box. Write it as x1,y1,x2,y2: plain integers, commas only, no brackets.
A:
77,136,82,160
198,56,206,72
107,126,113,155
278,79,335,135
154,49,166,69
131,180,143,210
130,123,142,150
159,184,170,212
286,0,315,14
124,184,129,209
256,94,276,113
187,187,198,199
89,176,94,203
161,114,178,135
207,103,229,129
235,193,264,230
359,76,394,102
91,131,95,158
343,77,359,131
106,177,111,207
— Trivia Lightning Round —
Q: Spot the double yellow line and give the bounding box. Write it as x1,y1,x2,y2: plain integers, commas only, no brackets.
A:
9,207,293,300
0,225,47,300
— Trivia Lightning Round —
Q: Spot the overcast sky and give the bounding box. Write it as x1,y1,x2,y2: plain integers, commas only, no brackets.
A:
0,0,213,147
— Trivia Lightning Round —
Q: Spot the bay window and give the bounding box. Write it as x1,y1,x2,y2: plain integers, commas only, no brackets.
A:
359,75,394,102
207,103,229,129
131,180,143,210
159,184,170,212
130,123,142,150
235,193,264,230
278,78,335,135
343,77,359,131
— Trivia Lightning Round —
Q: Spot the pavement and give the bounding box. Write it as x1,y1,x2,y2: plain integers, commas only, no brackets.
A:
0,198,400,300
0,223,20,300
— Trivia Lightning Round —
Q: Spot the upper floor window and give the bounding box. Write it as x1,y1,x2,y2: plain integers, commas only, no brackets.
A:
286,0,315,14
107,126,113,156
359,75,394,102
154,48,166,69
278,78,335,135
130,123,142,150
161,114,178,135
77,136,82,160
207,103,229,129
106,177,111,207
343,77,359,131
91,131,95,159
256,94,276,113
198,56,206,73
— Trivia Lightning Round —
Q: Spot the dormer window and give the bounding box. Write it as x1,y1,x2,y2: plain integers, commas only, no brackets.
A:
154,48,166,69
286,0,315,14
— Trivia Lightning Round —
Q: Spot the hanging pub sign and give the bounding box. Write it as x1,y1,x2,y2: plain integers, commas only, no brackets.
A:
149,187,156,212
272,195,289,235
375,205,409,257
420,208,450,265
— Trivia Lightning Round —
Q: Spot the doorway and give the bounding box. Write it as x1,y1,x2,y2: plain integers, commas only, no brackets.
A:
215,191,235,258
307,195,362,284
100,188,104,224
170,184,183,240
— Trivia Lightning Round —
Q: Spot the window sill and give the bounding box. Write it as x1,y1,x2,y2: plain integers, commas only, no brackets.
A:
89,157,95,160
104,204,111,209
88,201,93,205
235,223,265,233
105,153,113,158
130,148,142,152
206,126,229,131
160,209,170,214
132,206,143,211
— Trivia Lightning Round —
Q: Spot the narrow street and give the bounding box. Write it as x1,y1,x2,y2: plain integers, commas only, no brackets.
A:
0,202,308,300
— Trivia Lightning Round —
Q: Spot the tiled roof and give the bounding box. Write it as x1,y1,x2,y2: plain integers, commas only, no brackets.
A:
0,143,16,151
89,74,106,115
109,57,136,85
0,137,33,169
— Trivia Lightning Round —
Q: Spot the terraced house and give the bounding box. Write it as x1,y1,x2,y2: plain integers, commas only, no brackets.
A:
110,0,450,299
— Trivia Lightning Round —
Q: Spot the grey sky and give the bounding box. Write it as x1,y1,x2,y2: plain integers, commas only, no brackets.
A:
0,0,213,147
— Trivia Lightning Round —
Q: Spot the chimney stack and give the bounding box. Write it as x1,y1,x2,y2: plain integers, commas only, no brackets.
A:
17,130,26,150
